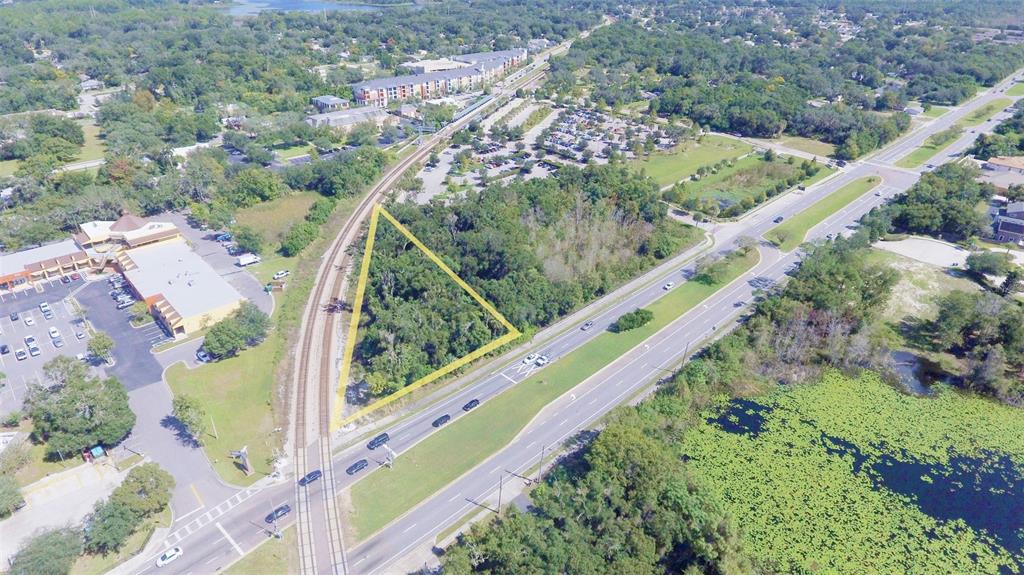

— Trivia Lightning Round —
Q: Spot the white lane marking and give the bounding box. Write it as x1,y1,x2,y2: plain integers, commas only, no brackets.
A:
215,522,243,556
402,523,418,534
448,492,462,502
176,505,205,521
500,372,517,384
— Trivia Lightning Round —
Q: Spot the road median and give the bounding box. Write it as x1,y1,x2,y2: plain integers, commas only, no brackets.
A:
765,176,881,251
342,247,760,542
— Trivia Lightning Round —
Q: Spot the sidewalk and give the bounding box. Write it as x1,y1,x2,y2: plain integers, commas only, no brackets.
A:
0,459,128,565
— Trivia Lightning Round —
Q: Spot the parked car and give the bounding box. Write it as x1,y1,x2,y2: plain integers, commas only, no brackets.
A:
24,335,36,347
76,331,86,340
0,344,9,355
15,349,28,361
298,470,322,486
264,504,291,524
9,312,18,321
346,459,369,475
48,327,60,339
581,320,594,331
196,349,214,363
60,276,72,284
155,547,183,568
462,398,481,411
366,433,390,450
38,302,50,313
53,337,64,348
70,273,81,281
28,346,40,357
24,315,34,326
42,310,54,321
432,414,451,428
116,300,134,310
272,270,290,280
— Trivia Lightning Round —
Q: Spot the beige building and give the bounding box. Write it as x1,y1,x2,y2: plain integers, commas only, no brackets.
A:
116,238,244,337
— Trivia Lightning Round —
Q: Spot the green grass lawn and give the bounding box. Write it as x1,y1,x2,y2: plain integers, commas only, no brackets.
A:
863,248,980,324
236,191,320,247
71,508,171,575
165,336,281,485
961,98,1013,127
631,135,753,188
678,154,835,209
224,526,295,575
765,176,881,251
0,159,19,177
275,143,315,160
776,136,836,157
921,106,950,119
12,430,85,487
1007,83,1024,97
895,127,964,168
75,120,106,163
344,248,761,541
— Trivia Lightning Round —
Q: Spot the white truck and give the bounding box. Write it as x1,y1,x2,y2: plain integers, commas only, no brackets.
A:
237,253,262,267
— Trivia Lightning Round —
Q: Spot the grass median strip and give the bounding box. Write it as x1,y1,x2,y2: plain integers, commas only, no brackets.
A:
765,176,880,252
1008,83,1024,97
343,248,760,541
961,98,1012,127
895,126,963,168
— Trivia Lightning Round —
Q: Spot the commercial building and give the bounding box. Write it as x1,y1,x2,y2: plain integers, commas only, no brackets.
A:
116,238,244,336
311,95,350,113
75,214,181,252
352,48,527,107
399,58,468,75
304,106,397,131
985,156,1024,175
0,239,90,290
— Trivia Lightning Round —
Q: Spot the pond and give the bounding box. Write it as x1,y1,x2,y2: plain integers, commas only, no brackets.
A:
682,372,1024,574
225,0,380,16
890,349,950,395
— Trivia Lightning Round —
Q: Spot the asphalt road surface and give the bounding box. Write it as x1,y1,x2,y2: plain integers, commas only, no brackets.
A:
134,69,1023,575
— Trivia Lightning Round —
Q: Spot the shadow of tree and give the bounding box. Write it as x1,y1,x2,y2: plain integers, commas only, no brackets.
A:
160,414,200,448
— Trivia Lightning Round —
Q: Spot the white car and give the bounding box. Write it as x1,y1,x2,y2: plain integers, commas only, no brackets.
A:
535,355,550,366
24,315,35,326
272,270,290,280
523,353,538,364
663,282,675,290
48,327,61,339
155,546,183,567
24,335,36,347
38,302,50,313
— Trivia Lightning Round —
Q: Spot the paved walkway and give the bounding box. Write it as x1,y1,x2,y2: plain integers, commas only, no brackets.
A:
0,459,128,565
874,236,969,268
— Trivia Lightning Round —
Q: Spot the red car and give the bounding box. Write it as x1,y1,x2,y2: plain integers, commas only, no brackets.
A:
70,273,81,281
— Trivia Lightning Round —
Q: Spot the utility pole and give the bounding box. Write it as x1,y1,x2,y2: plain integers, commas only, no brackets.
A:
536,444,545,482
496,473,504,514
270,500,282,539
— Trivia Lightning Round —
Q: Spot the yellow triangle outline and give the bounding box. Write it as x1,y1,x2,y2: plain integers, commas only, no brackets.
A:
333,204,522,429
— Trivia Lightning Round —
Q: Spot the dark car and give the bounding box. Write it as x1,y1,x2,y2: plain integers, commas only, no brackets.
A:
60,276,71,284
462,399,481,412
0,345,9,355
366,433,390,450
432,414,451,428
580,320,595,331
9,312,18,321
264,504,291,524
773,216,784,224
298,470,322,486
346,459,369,475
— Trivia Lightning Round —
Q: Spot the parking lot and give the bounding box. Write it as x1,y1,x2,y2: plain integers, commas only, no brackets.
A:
0,276,90,416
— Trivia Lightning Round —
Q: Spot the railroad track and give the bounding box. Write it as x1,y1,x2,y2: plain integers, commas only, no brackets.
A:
290,54,556,575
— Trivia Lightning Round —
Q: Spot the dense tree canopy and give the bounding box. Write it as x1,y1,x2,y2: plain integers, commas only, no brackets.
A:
26,357,135,457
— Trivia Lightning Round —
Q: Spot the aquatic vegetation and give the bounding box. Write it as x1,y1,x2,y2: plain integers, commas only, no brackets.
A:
680,371,1024,574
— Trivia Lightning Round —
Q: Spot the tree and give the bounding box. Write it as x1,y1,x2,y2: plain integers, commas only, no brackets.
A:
9,527,82,575
202,319,246,358
234,302,270,345
27,357,135,457
111,463,175,517
85,498,139,554
965,344,1009,396
172,395,209,442
87,332,115,360
0,475,24,518
966,251,1014,278
611,308,654,332
233,225,264,255
129,301,150,325
1000,268,1021,296
227,169,286,207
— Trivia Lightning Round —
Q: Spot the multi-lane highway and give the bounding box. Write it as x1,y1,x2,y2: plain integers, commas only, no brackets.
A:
137,64,1022,575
